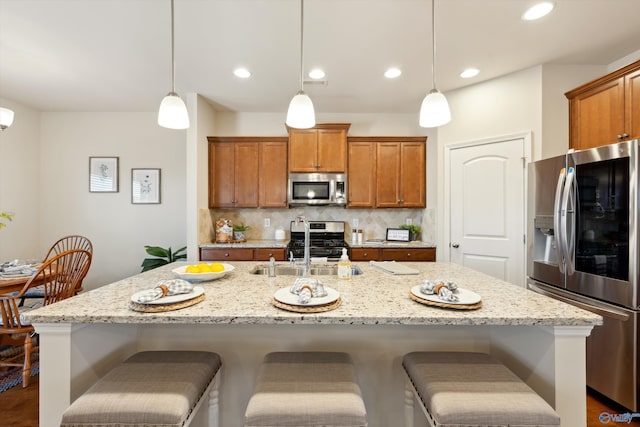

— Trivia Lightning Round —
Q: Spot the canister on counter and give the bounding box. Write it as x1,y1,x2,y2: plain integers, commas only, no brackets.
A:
215,218,233,243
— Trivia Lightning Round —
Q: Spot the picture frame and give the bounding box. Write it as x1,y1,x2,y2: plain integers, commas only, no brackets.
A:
89,157,119,192
131,168,161,204
386,228,410,242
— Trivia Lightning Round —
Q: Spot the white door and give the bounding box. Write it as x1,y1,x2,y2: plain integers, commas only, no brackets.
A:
449,137,526,286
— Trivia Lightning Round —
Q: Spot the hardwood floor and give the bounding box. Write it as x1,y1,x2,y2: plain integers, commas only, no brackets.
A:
0,375,637,427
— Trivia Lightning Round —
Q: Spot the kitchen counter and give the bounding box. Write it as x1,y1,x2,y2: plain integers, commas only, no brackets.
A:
27,261,600,427
349,240,437,248
199,239,288,248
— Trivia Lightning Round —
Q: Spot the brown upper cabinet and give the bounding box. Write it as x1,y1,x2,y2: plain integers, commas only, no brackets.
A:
566,59,640,150
288,123,351,172
208,137,288,208
347,136,427,208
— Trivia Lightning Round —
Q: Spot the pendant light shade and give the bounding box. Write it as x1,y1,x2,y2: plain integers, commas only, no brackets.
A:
286,0,315,129
0,107,15,130
158,0,189,130
419,0,450,128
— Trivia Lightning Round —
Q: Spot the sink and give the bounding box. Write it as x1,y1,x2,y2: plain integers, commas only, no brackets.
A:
250,264,363,276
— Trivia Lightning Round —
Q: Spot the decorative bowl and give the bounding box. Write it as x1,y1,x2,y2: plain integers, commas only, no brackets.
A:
171,263,235,282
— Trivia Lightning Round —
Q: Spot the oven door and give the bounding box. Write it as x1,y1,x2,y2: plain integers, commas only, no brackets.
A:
565,140,638,309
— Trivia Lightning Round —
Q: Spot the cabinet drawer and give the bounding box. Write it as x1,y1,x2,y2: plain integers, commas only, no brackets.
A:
350,248,381,261
200,248,254,261
381,248,435,262
254,248,286,261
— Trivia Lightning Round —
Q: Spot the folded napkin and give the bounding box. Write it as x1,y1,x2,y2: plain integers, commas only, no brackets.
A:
369,261,419,275
134,279,193,304
290,278,327,304
420,279,459,302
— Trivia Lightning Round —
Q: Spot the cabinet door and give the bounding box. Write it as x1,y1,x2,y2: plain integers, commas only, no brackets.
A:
381,248,435,262
347,141,376,207
260,141,288,207
376,142,401,207
289,130,317,172
254,248,286,261
350,248,380,261
569,77,625,150
317,129,347,172
399,142,426,207
209,142,235,207
625,68,640,142
234,142,259,207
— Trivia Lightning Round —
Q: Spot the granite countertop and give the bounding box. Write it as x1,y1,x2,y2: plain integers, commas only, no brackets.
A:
200,239,288,248
349,241,437,248
24,261,602,327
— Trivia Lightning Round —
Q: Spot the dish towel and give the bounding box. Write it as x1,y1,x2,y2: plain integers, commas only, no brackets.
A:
369,261,419,275
134,279,193,303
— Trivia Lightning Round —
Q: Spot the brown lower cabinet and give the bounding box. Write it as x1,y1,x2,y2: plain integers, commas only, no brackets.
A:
350,247,435,262
200,247,286,261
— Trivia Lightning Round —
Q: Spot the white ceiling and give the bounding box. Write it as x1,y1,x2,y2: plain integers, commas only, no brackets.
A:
1,0,639,115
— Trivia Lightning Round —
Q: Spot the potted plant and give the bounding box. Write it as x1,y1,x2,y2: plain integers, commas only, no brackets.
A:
141,245,187,272
400,224,421,241
0,211,14,231
233,224,250,241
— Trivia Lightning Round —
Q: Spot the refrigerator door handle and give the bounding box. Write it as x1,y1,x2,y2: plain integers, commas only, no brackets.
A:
560,167,576,275
553,168,566,273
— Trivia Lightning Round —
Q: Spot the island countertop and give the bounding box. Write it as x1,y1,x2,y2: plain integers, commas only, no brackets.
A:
25,261,602,327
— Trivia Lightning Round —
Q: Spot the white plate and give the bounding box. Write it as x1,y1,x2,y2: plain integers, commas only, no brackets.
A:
274,286,340,307
131,286,205,305
172,264,235,282
410,285,481,305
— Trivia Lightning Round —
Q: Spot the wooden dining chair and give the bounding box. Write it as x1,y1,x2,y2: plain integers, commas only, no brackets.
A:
0,249,91,388
20,235,93,304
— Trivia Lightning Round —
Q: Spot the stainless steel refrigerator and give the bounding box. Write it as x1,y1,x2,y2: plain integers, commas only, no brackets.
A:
527,139,639,411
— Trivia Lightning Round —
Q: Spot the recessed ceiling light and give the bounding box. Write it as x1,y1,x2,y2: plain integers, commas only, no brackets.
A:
233,68,251,78
308,69,326,79
460,68,479,78
384,68,402,79
522,2,555,21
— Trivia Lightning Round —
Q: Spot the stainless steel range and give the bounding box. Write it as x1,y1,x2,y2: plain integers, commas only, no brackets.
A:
286,220,349,261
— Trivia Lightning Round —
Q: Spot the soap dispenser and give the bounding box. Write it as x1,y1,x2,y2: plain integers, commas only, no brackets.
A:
337,248,352,280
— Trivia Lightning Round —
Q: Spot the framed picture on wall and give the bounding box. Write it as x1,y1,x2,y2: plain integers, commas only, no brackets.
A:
131,168,161,204
89,157,119,192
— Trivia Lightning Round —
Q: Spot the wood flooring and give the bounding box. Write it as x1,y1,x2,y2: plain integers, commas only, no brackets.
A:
0,374,638,426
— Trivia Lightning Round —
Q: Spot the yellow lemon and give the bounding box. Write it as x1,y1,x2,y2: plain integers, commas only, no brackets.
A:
185,265,200,273
210,262,225,272
198,263,213,272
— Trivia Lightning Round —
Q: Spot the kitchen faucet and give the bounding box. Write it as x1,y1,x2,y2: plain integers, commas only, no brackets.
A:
294,215,311,275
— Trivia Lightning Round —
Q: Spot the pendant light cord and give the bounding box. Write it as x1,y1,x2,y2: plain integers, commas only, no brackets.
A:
170,0,176,93
431,0,437,91
299,0,305,92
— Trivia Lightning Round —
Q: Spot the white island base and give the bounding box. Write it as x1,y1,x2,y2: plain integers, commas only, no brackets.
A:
35,322,592,427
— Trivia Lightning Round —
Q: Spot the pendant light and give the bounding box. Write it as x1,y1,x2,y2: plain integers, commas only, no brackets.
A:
0,107,14,130
158,0,190,130
419,0,451,128
286,0,315,129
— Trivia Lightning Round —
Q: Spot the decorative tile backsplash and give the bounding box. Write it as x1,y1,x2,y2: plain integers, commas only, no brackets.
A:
199,207,434,245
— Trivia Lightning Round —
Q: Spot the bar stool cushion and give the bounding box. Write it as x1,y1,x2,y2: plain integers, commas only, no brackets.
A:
245,351,367,427
402,352,560,427
60,350,221,427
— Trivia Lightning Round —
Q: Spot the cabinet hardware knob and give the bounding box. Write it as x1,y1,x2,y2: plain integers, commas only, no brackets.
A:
224,253,230,257
617,134,623,139
451,243,460,248
622,133,630,138
363,253,368,257
407,253,411,257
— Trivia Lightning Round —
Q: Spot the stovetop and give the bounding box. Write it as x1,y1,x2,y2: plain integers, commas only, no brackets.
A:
287,220,349,259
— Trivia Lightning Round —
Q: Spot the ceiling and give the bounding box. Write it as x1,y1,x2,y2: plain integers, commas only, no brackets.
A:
1,0,639,115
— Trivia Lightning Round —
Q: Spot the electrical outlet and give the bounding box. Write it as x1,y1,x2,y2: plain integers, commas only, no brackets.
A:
405,218,413,226
352,218,359,227
264,218,271,227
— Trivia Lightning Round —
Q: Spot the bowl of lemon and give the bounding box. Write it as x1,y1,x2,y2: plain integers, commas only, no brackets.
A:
172,262,235,282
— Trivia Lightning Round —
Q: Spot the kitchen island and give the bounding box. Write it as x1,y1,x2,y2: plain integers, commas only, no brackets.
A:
26,261,601,427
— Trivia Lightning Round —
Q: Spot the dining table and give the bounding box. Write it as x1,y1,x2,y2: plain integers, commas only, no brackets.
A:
0,274,38,294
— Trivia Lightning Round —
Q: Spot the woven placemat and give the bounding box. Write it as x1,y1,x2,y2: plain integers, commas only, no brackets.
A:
409,292,482,310
129,293,205,313
271,296,342,313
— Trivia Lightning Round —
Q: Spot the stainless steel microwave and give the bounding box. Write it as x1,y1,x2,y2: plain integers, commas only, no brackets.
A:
287,173,347,206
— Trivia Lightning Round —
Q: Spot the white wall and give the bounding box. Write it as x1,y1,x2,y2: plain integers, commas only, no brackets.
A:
0,99,41,261
38,112,186,289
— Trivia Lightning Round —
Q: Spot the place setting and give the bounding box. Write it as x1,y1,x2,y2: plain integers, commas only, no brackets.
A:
0,259,40,280
129,279,205,313
409,279,482,310
271,278,341,313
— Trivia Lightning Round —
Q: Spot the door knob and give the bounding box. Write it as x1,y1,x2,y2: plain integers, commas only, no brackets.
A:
451,243,460,248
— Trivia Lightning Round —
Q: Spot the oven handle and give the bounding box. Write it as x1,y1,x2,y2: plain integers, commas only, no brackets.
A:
528,282,629,321
553,168,566,273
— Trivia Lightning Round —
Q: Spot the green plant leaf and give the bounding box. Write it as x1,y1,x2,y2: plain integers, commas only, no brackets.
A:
141,258,168,272
144,245,170,258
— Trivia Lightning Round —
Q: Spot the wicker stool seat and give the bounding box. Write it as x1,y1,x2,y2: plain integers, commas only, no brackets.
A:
244,351,368,427
402,352,560,427
60,350,222,427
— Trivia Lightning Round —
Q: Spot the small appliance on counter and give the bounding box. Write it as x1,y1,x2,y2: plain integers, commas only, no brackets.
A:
286,220,349,261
